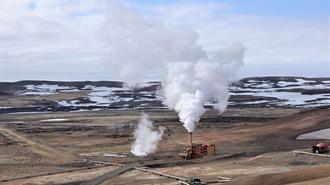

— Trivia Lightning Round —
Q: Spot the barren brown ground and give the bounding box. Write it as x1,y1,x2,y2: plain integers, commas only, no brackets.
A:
0,107,330,185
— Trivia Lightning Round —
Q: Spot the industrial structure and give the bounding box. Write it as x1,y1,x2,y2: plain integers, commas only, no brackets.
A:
179,132,215,159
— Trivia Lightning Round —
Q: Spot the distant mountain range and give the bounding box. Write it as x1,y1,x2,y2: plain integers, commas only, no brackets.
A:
0,76,329,114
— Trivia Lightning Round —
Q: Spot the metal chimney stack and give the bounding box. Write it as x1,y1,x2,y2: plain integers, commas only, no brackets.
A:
189,132,192,146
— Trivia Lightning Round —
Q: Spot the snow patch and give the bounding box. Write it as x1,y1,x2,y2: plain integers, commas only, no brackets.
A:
39,118,69,123
297,129,330,140
103,153,127,158
20,84,78,95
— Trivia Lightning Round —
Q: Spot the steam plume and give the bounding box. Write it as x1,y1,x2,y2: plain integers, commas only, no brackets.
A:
131,114,165,156
163,43,245,132
101,4,245,133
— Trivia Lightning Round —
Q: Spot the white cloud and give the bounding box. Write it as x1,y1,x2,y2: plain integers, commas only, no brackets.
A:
0,0,108,81
149,2,329,77
0,0,328,81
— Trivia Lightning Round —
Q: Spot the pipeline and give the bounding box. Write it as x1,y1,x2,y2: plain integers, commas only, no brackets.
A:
134,166,188,182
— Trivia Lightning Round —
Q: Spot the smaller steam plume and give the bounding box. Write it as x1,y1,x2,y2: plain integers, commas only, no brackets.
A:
131,114,165,156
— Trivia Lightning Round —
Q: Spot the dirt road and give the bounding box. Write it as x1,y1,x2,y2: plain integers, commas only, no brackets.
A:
0,126,75,159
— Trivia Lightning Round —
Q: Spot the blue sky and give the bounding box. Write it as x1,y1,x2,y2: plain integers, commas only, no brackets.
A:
222,0,328,18
127,0,329,18
0,0,329,81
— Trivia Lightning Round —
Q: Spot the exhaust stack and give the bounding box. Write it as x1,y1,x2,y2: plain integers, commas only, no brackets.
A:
189,132,192,146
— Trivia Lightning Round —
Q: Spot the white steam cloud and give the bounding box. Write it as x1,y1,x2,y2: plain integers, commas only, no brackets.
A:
102,4,245,135
163,43,245,132
101,3,206,85
131,114,165,156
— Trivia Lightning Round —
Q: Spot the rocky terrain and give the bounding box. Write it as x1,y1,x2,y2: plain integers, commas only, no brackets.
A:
0,106,330,185
0,76,329,114
0,76,330,185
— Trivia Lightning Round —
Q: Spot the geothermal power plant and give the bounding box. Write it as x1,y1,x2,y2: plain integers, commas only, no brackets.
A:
179,132,215,160
1,1,329,185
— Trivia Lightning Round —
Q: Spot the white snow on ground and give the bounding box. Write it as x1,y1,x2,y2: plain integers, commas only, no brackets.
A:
231,84,330,92
103,153,127,157
58,85,130,107
313,99,330,104
89,91,112,97
277,81,298,87
58,100,78,107
247,80,258,83
20,91,57,95
236,91,330,106
20,84,78,95
86,86,124,106
241,100,272,104
71,109,102,112
60,89,80,92
297,129,330,140
124,97,134,101
16,78,330,109
89,96,120,105
19,91,57,96
57,83,329,108
82,85,129,91
277,84,330,90
295,78,315,85
25,84,72,91
58,100,108,107
229,78,330,107
277,78,316,87
39,118,69,123
254,83,273,88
